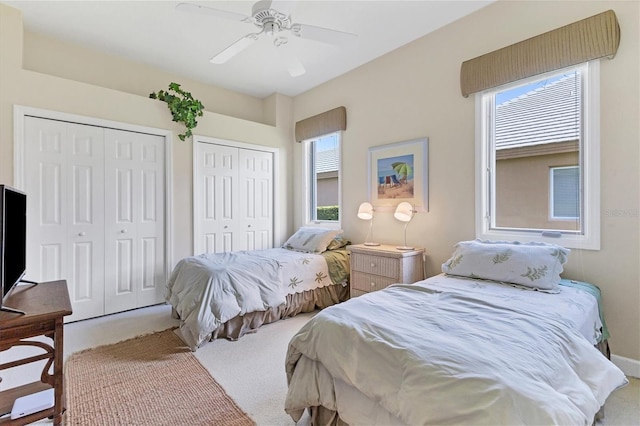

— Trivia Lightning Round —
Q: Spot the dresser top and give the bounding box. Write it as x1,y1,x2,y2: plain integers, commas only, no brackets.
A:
348,244,424,258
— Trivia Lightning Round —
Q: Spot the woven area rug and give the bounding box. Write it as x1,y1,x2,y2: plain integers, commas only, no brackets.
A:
64,329,255,426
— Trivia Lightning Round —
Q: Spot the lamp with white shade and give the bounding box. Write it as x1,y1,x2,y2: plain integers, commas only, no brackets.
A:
394,202,416,250
357,202,379,246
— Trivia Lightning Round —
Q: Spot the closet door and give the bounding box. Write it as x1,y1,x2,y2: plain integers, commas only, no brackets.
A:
194,143,239,254
104,129,165,314
24,117,105,322
238,149,273,250
194,141,275,254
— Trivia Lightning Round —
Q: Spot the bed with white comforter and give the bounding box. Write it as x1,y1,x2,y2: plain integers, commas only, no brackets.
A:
166,247,349,350
285,274,627,425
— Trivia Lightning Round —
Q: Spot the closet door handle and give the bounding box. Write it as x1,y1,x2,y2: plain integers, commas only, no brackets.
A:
78,232,86,237
120,229,127,234
224,225,228,229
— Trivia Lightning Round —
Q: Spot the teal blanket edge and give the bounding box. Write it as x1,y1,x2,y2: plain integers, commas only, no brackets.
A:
559,279,610,342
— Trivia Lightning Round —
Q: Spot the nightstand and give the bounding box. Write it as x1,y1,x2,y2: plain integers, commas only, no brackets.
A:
348,244,425,298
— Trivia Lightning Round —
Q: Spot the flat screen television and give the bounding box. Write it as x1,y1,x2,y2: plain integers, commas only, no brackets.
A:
0,184,28,314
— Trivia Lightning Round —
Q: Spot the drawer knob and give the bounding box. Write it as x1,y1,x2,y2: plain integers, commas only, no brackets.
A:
371,263,376,268
371,282,375,287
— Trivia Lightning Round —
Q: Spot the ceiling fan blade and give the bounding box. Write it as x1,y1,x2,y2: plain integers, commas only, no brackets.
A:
176,2,250,22
275,43,306,77
210,33,259,64
290,23,358,46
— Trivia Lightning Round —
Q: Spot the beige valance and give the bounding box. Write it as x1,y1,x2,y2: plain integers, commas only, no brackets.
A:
460,10,620,97
295,106,346,142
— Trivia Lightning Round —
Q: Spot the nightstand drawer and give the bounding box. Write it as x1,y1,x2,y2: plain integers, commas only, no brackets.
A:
351,253,399,278
351,272,397,292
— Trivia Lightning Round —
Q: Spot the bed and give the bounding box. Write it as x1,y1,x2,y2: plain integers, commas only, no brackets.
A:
285,240,628,425
166,228,350,350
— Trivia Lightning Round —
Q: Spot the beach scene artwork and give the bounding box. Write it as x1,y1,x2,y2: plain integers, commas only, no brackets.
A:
377,154,414,199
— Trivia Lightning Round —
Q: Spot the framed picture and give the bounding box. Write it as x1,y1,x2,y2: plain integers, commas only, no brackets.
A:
368,137,429,211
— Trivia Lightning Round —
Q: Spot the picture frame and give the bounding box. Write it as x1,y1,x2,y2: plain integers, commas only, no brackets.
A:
368,137,429,211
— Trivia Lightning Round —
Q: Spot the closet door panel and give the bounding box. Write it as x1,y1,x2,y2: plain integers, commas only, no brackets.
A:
238,149,273,250
104,129,165,313
194,143,238,254
24,117,105,322
104,129,139,313
67,123,106,321
135,133,165,307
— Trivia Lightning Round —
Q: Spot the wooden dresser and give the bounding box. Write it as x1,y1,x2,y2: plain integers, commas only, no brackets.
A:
348,244,425,298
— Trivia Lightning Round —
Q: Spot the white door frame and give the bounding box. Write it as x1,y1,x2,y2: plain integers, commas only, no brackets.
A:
13,105,174,277
192,134,279,254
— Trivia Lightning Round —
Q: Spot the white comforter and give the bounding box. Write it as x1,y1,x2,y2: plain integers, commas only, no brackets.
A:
166,248,338,350
285,275,627,425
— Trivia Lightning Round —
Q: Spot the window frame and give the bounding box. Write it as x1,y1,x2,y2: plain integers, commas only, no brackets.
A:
475,61,600,250
301,132,342,229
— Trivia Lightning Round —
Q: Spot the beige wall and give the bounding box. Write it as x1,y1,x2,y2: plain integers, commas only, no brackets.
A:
0,3,295,269
496,151,579,230
293,1,639,362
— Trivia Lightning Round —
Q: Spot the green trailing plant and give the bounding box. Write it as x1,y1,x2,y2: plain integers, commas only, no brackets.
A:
150,82,204,141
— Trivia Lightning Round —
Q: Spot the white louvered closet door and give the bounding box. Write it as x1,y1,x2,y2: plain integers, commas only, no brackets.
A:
104,129,165,314
24,117,106,322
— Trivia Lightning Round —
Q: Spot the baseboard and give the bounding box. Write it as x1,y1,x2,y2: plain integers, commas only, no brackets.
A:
611,354,640,378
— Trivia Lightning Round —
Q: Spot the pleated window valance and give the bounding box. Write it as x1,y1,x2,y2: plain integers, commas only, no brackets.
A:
460,10,620,97
295,106,346,142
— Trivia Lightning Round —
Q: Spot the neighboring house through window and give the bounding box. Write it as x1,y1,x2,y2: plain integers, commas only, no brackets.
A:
476,62,600,249
303,132,341,225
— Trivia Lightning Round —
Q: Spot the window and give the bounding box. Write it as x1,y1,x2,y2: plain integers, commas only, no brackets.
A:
550,166,580,220
303,132,341,225
476,62,600,249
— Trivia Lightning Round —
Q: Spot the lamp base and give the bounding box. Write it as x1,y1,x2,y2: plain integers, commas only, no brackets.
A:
364,242,380,246
396,246,414,251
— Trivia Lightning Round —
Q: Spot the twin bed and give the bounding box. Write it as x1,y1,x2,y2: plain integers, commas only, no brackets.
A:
165,233,627,425
285,240,628,425
165,227,349,350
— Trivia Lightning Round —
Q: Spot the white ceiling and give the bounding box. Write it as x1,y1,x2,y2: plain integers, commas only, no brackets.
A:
4,1,494,98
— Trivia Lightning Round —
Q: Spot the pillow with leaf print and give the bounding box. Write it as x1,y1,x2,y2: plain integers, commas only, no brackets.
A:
283,227,343,254
441,239,570,292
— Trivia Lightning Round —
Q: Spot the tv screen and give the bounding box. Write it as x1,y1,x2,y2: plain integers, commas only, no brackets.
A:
0,184,27,307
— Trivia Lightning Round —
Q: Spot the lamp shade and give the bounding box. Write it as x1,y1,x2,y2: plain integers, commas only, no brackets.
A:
357,202,374,220
394,202,414,222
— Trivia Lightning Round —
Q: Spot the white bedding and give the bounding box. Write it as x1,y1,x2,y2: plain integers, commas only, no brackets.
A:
166,248,340,350
285,275,627,425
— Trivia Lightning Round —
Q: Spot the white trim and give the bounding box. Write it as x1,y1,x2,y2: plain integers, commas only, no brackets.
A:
192,134,280,252
611,354,640,379
475,62,600,250
13,104,175,275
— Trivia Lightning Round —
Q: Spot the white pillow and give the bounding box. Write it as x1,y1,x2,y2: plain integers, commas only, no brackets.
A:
441,239,570,292
283,227,342,254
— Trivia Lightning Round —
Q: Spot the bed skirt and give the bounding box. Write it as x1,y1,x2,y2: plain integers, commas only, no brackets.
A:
302,339,612,426
172,282,349,344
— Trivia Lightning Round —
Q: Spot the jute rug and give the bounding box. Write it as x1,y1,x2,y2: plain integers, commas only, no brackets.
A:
64,328,255,426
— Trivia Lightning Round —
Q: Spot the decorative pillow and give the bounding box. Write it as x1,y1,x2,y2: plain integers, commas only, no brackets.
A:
283,227,342,254
326,236,350,251
441,239,570,292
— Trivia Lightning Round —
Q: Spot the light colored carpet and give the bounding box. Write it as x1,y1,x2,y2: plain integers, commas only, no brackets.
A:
64,328,254,426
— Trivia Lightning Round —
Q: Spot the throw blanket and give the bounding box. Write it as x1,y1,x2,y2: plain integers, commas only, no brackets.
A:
166,251,283,350
285,276,627,425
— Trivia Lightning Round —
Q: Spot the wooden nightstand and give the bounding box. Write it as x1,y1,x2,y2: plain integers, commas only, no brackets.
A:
348,244,425,298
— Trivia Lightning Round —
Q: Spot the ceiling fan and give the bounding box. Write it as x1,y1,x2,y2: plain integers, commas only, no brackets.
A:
176,1,358,77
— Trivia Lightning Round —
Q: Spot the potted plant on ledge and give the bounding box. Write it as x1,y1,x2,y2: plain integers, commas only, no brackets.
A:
150,82,205,141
